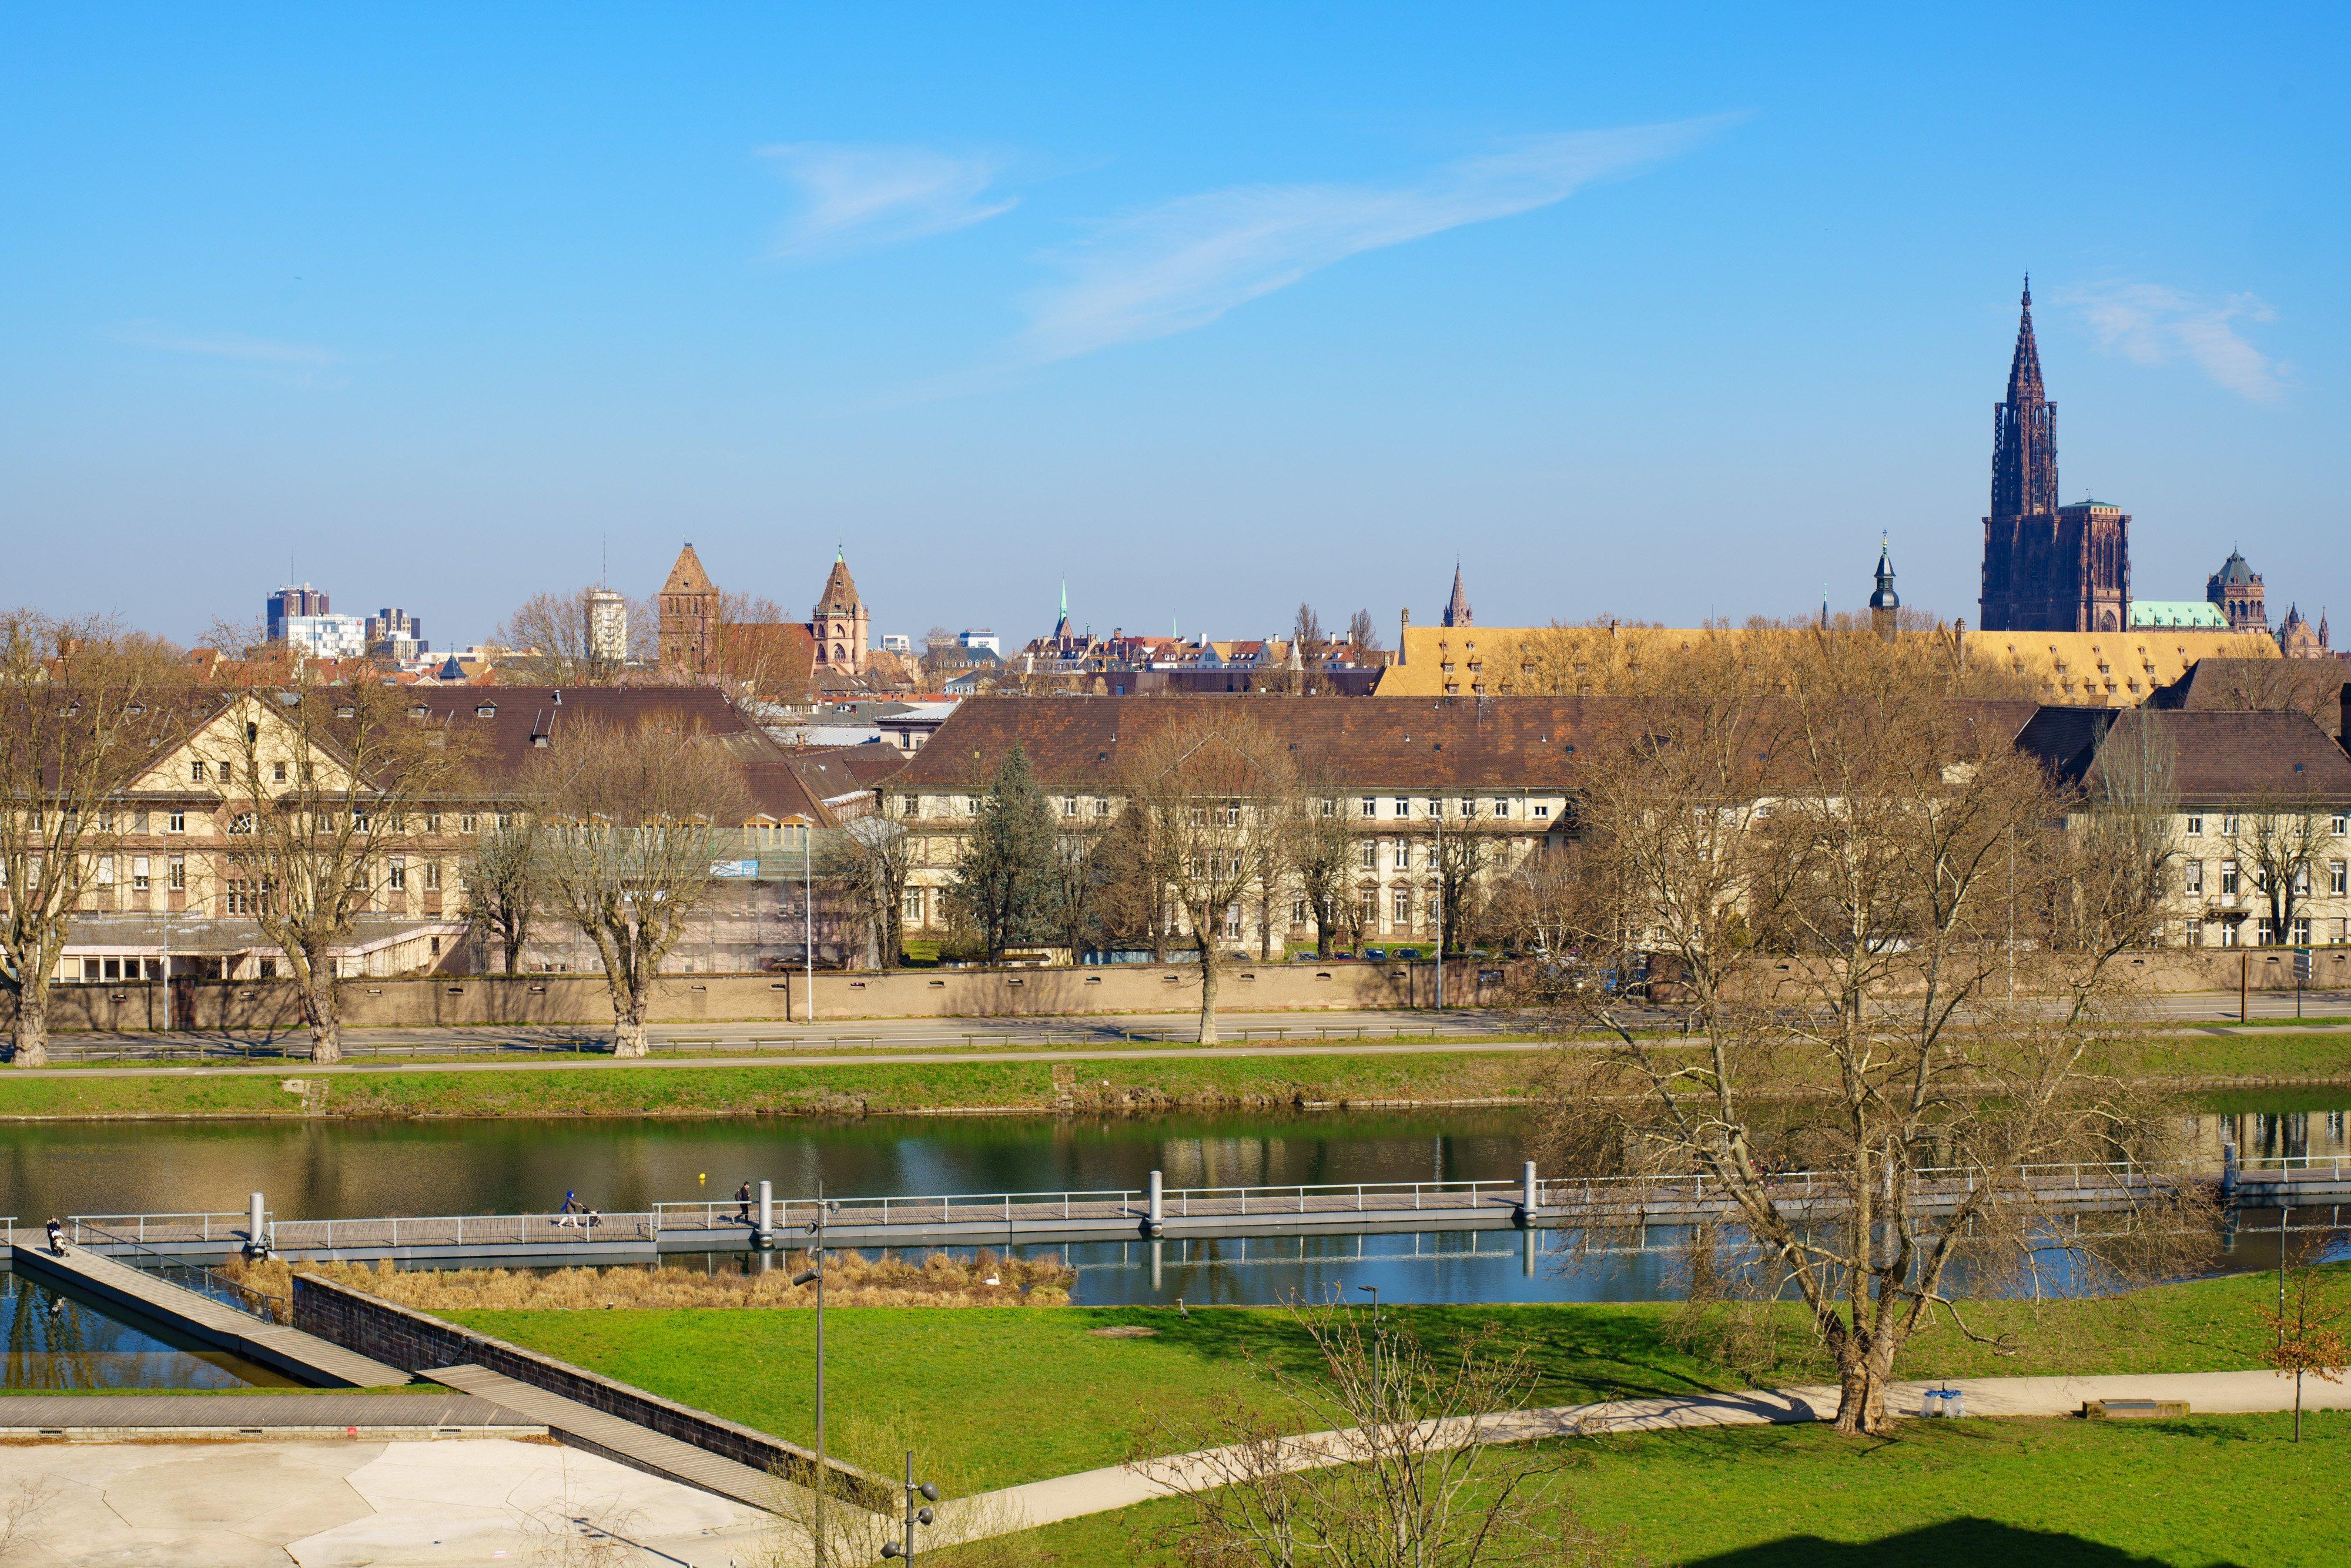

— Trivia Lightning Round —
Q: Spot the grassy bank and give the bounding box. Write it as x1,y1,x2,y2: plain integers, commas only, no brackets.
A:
962,1414,2351,1566
0,1050,1542,1120
448,1267,2326,1492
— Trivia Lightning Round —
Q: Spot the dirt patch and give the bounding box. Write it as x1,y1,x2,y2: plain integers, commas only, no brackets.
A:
1086,1325,1160,1339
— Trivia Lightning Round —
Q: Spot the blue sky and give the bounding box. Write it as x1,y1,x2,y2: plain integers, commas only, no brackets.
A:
4,5,2345,649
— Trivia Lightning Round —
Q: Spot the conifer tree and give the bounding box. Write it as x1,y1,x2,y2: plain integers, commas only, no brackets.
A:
950,745,1057,963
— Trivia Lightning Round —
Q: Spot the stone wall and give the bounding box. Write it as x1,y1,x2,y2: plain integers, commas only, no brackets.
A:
290,1273,888,1507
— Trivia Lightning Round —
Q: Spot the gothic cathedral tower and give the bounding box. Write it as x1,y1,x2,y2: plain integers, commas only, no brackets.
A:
1977,280,2130,632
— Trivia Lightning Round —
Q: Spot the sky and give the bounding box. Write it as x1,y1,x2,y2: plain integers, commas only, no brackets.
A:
4,5,2346,651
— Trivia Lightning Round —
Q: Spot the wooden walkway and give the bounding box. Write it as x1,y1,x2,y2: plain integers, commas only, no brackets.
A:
424,1363,791,1514
10,1244,410,1388
0,1390,536,1438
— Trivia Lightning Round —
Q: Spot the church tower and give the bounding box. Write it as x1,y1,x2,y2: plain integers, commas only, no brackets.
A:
657,543,720,676
1442,564,1472,628
1978,279,2130,632
1869,535,1900,638
809,550,869,677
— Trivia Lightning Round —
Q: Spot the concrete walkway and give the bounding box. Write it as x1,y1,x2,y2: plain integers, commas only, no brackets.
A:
970,1366,2351,1536
0,1391,534,1440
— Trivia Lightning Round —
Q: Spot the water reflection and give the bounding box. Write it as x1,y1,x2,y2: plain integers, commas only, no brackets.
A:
0,1273,290,1390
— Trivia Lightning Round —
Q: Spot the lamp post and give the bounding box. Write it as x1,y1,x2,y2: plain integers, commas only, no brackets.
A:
878,1451,938,1561
804,820,816,1024
792,1181,835,1567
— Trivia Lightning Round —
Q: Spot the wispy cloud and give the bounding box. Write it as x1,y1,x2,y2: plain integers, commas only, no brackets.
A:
1019,119,1734,366
2059,280,2287,403
110,321,339,367
761,142,1014,258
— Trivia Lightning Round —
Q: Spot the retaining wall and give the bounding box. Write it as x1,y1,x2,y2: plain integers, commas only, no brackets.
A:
290,1272,887,1506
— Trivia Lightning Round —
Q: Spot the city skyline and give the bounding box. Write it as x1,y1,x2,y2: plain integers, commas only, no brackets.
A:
5,6,2345,646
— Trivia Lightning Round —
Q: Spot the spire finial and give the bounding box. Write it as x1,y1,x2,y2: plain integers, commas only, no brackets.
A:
2022,272,2031,309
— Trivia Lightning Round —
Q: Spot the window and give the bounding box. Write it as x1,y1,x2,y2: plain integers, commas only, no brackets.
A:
1533,803,1550,819
1426,798,1442,818
132,857,150,893
168,856,185,891
1094,798,1111,817
2223,813,2240,835
227,812,254,835
133,810,148,832
1495,799,1513,818
2336,815,2349,836
1319,798,1338,818
424,860,442,892
2221,860,2239,896
1395,840,1412,872
94,856,114,886
1291,897,1308,924
495,813,513,832
2256,920,2276,947
2333,861,2348,895
2184,861,2203,894
2185,918,2203,948
167,811,184,833
2294,866,2312,896
387,857,407,892
2338,919,2350,946
2221,922,2239,948
1394,797,1410,817
426,813,442,834
901,887,924,924
1392,890,1412,925
1360,798,1377,817
1358,892,1377,927
1220,904,1242,939
225,879,269,916
1358,840,1378,870
272,760,288,783
2185,815,2203,837
189,760,206,782
2293,917,2312,947
1060,798,1078,817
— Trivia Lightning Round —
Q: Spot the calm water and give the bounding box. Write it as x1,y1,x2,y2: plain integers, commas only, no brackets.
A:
1,1098,2343,1308
0,1271,292,1391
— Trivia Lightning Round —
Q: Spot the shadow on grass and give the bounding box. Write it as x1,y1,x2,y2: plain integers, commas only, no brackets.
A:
1686,1518,2239,1566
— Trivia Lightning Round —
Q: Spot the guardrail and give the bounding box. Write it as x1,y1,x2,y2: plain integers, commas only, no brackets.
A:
68,1219,288,1323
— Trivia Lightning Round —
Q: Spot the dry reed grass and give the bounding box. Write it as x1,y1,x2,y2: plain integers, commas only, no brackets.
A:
223,1249,1074,1310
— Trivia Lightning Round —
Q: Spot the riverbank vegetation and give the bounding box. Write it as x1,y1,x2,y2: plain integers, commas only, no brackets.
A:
449,1265,2345,1494
229,1250,1074,1308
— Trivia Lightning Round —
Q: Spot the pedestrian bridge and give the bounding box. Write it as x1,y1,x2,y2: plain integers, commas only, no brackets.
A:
38,1152,2341,1267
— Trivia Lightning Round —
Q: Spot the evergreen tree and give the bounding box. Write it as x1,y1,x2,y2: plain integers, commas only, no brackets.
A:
949,745,1058,963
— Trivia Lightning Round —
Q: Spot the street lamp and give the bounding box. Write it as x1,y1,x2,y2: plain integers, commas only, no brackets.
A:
877,1451,939,1561
792,1181,838,1567
1357,1283,1379,1325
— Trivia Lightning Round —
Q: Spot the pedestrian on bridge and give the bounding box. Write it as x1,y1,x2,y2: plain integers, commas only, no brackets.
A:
735,1181,753,1225
43,1218,64,1257
560,1190,579,1216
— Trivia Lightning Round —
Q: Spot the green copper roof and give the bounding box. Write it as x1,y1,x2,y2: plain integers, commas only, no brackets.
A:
2129,601,2229,629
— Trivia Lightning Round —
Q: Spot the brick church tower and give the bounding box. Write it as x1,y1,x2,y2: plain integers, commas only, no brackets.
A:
1977,279,2131,632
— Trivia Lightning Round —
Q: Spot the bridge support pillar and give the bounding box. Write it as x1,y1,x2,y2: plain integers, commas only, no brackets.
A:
1515,1161,1538,1228
244,1192,270,1259
1145,1170,1164,1238
755,1180,775,1249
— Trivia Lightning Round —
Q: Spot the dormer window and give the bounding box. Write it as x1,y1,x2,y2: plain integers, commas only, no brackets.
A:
531,734,550,748
475,704,496,719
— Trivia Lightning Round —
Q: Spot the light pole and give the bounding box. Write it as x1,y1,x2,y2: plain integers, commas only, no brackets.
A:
878,1451,938,1561
792,1181,835,1567
804,821,817,1023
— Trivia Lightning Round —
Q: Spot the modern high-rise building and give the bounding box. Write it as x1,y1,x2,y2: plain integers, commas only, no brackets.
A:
587,588,629,665
283,614,367,660
365,607,427,660
266,584,330,642
1977,279,2131,633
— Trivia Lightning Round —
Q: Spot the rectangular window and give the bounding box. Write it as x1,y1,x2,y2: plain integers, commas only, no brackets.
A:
1394,797,1410,818
1459,798,1476,817
1292,897,1308,924
2333,861,2348,896
1392,890,1412,925
167,810,185,833
1360,798,1377,817
2338,919,2349,946
95,856,114,886
2221,860,2240,896
1426,798,1442,818
272,760,288,783
1358,840,1377,870
1533,803,1550,819
1395,840,1412,872
132,856,150,892
2223,813,2240,835
901,887,924,924
2294,866,2312,896
2185,917,2203,948
1060,798,1077,816
426,813,442,833
460,813,479,834
2185,815,2203,837
2184,861,2203,894
133,810,149,832
1358,892,1377,927
1495,799,1512,817
424,860,442,892
2221,922,2238,948
168,856,185,891
189,760,206,782
387,857,407,892
1094,798,1111,817
2335,815,2349,836
2293,917,2312,947
2256,920,2276,947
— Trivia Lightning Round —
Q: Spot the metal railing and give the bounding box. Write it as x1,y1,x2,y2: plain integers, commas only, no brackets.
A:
68,1219,287,1324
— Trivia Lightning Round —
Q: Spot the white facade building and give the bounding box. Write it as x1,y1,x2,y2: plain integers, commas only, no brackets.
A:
588,589,629,664
283,614,367,660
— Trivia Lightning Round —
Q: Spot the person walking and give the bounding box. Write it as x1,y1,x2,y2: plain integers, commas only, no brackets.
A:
734,1181,753,1225
44,1218,65,1257
560,1190,579,1216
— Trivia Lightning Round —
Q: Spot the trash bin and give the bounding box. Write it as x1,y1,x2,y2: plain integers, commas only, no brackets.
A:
1922,1386,1964,1419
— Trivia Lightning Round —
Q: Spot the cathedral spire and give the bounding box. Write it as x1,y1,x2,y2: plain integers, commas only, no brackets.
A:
1442,562,1472,628
2008,274,2045,403
1991,273,2059,520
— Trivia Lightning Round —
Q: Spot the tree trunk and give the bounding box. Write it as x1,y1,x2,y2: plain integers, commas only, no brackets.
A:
1197,934,1220,1046
9,984,48,1068
1831,1353,1893,1436
612,989,650,1058
301,965,343,1066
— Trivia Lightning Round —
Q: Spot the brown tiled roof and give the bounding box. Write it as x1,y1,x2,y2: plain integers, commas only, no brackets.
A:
402,686,781,780
2015,708,2351,804
891,696,1601,791
743,761,830,826
2148,658,2350,736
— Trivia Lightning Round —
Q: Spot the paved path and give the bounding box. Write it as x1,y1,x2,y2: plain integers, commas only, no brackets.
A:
11,1244,408,1388
0,1390,535,1439
972,1366,2351,1536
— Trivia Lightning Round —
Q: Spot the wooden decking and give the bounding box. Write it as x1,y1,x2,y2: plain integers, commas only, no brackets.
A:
0,1390,537,1438
10,1244,410,1388
425,1363,793,1513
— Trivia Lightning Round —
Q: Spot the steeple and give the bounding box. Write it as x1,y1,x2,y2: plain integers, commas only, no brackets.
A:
1870,534,1900,638
1991,274,2059,518
1053,583,1071,641
1442,562,1472,628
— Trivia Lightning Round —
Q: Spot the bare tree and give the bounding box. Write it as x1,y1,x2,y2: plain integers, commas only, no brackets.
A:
820,815,913,970
0,614,183,1065
494,589,649,686
1124,711,1300,1043
464,815,544,973
2225,800,2340,948
1291,792,1357,960
1137,1308,1617,1567
1345,608,1380,656
209,675,467,1063
528,721,751,1055
1532,637,2201,1435
1486,847,1577,957
1432,817,1491,958
1292,604,1325,661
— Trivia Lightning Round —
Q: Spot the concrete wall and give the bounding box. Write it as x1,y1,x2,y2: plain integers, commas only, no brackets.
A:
16,946,2345,1033
291,1274,887,1506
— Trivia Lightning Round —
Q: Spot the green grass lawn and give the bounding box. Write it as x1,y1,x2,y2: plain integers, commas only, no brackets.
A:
956,1413,2351,1566
446,1266,2322,1493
